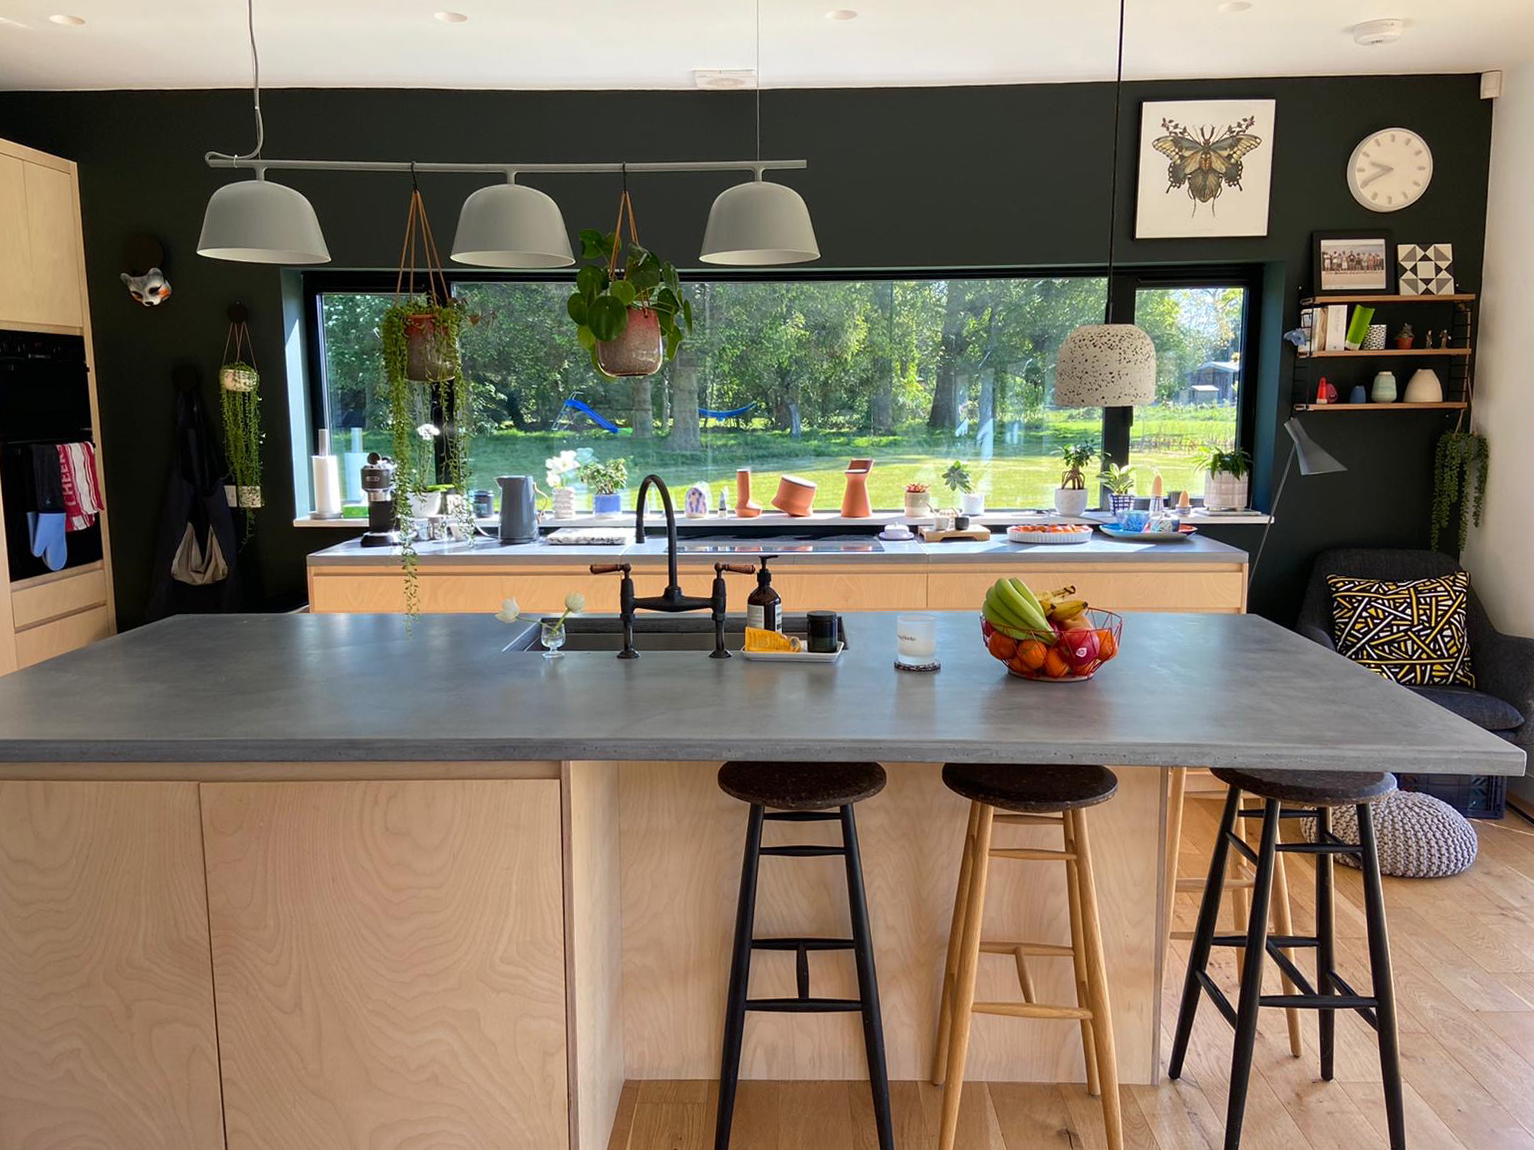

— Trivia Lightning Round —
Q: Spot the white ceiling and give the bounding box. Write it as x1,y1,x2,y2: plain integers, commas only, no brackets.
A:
0,0,1531,92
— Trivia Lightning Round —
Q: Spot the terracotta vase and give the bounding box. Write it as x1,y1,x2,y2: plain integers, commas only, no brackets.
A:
841,458,874,518
735,468,761,518
404,313,453,382
772,474,817,517
595,306,664,378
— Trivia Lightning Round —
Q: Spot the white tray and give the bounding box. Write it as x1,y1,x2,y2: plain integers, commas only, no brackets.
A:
740,641,845,664
1007,525,1094,545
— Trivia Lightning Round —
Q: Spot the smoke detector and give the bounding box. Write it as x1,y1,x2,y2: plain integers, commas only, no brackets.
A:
1354,19,1404,46
694,69,756,90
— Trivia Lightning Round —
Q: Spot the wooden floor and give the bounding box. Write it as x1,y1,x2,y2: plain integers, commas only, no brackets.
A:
607,796,1534,1150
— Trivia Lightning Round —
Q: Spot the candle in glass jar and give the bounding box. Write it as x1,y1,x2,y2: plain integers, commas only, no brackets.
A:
895,613,938,666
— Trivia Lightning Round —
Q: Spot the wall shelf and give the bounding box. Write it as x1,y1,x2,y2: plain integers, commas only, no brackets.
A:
1299,293,1476,305
1292,402,1468,412
1298,348,1470,359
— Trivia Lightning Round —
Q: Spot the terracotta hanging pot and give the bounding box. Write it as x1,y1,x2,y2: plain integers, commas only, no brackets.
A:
595,306,664,378
404,312,454,382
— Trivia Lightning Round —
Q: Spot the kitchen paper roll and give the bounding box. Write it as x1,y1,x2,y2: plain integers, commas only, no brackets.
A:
311,454,343,519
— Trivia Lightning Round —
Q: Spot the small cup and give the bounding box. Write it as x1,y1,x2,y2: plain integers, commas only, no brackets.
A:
895,613,938,668
806,611,839,653
953,514,971,531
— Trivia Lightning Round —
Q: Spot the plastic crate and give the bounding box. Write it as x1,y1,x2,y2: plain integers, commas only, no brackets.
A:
1395,773,1506,820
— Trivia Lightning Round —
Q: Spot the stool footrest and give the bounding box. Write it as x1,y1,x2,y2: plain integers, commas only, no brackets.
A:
763,811,841,822
971,1001,1093,1021
1277,841,1364,856
989,847,1076,862
1260,993,1377,1012
1212,934,1318,949
750,937,855,951
746,997,863,1013
993,813,1064,826
759,845,846,857
980,940,1074,958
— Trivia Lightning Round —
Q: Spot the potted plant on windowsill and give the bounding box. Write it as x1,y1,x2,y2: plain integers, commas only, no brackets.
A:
903,482,931,519
942,461,975,524
1100,462,1136,519
578,457,629,517
1196,445,1252,511
1055,441,1097,517
566,192,693,378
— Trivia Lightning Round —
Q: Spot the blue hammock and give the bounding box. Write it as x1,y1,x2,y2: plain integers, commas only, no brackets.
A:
699,401,758,420
560,397,621,433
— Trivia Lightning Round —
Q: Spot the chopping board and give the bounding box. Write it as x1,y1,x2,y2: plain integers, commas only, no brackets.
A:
918,525,992,542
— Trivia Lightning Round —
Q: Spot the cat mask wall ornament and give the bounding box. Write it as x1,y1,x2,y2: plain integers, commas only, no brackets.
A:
121,267,172,306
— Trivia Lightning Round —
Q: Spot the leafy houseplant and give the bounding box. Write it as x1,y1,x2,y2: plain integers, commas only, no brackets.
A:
220,361,263,525
578,457,629,516
1395,323,1415,350
1196,445,1252,511
1055,441,1098,517
1431,430,1488,551
941,461,973,512
1100,462,1137,517
566,193,693,378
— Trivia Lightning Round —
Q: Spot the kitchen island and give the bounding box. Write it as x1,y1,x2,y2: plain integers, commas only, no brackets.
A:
0,612,1520,1150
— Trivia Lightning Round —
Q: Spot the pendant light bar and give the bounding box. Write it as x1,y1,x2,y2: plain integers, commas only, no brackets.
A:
204,156,808,177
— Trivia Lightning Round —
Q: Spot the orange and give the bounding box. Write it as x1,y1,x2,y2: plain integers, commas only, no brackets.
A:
1043,647,1071,678
1018,638,1048,670
988,631,1018,661
1097,629,1118,660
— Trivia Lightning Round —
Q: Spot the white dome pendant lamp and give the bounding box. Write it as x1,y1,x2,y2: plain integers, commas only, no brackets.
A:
699,0,820,266
451,174,574,268
197,0,330,265
1053,0,1154,408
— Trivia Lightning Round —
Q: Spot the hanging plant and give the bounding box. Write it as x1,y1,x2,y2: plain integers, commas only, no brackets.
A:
1430,430,1488,552
565,186,692,378
219,312,263,538
379,182,474,618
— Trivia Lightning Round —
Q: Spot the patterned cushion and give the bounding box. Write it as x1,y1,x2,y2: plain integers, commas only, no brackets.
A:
1302,790,1478,878
1328,572,1474,687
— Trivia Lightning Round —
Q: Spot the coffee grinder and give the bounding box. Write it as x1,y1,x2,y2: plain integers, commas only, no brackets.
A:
359,452,402,547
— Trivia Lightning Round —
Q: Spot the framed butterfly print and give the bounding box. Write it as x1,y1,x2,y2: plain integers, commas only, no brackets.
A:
1135,98,1276,239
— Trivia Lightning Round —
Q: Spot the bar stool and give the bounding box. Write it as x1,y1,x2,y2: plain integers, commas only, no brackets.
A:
931,763,1122,1150
1168,768,1404,1150
714,760,893,1150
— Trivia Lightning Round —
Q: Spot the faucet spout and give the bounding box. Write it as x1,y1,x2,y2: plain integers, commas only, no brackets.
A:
634,474,681,594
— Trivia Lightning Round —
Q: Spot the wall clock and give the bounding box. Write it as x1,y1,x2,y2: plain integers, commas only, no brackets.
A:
1347,128,1433,212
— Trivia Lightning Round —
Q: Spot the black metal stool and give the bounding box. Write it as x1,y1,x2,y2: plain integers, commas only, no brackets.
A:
714,760,893,1150
1168,768,1405,1150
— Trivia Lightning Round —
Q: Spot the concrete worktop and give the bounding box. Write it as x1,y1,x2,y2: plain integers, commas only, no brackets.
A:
0,611,1517,776
306,531,1247,568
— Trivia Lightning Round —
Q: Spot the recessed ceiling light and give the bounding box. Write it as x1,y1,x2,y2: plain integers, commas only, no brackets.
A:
1217,1,1252,11
694,69,757,90
825,9,858,20
1354,18,1404,45
433,11,468,23
48,14,85,25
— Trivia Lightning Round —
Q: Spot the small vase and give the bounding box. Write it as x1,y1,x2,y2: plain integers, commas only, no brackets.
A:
735,468,761,518
595,307,664,378
592,491,623,516
1054,487,1089,517
540,619,566,659
1109,493,1135,519
1403,368,1443,403
960,491,985,516
1371,371,1398,404
841,459,873,518
552,487,575,519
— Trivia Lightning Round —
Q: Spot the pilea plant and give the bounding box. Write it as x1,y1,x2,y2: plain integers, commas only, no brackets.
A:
942,461,973,500
1099,462,1136,495
1058,441,1097,490
1430,430,1489,552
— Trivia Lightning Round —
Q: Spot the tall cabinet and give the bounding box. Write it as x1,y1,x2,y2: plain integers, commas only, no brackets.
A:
0,137,114,673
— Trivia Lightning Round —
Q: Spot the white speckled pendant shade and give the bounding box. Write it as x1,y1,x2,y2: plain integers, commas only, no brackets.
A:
1054,323,1157,407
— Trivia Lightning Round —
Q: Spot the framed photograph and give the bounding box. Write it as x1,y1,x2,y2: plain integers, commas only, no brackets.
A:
1312,230,1396,296
1135,98,1276,239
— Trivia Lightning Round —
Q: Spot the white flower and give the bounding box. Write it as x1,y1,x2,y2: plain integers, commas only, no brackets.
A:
495,598,521,624
416,422,441,441
564,592,586,615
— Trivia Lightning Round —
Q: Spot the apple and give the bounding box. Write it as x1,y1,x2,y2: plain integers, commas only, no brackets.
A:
1059,626,1101,669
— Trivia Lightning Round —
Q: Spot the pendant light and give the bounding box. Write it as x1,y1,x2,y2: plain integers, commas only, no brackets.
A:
699,0,820,265
451,174,574,268
1053,0,1154,407
197,0,330,265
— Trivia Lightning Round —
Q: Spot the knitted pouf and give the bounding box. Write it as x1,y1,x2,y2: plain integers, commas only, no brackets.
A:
1302,790,1478,877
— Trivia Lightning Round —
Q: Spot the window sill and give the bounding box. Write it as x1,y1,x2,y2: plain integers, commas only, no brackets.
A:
294,508,1273,529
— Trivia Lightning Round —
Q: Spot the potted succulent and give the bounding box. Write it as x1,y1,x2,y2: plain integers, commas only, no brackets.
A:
578,457,629,516
1196,445,1253,511
903,481,931,519
566,196,693,378
1055,441,1097,517
1395,323,1415,351
1100,462,1137,519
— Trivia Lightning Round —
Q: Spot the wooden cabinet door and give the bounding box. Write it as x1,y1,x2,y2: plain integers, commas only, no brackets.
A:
22,161,83,329
201,780,570,1150
0,782,225,1150
0,155,33,326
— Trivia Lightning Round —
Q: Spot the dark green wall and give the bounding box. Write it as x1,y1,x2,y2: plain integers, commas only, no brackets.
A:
0,76,1492,626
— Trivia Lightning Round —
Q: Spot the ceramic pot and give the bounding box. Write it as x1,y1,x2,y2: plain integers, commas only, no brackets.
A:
595,307,664,378
735,468,761,518
408,491,442,519
592,491,623,516
1054,487,1089,517
237,485,263,510
1348,384,1368,404
220,364,259,392
684,483,711,518
1364,324,1388,351
904,491,931,518
841,459,874,518
551,487,575,519
1109,493,1135,519
961,491,985,516
1395,335,1414,350
953,514,971,531
404,313,453,382
1404,368,1443,403
1371,371,1398,403
1203,471,1249,511
772,474,817,517
225,484,238,508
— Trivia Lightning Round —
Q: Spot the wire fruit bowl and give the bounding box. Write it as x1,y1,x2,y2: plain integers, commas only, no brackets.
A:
980,609,1123,682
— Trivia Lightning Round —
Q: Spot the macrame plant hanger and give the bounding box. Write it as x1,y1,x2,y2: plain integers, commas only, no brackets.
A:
219,302,263,531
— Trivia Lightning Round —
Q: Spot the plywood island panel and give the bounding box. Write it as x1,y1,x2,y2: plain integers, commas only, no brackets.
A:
200,780,570,1150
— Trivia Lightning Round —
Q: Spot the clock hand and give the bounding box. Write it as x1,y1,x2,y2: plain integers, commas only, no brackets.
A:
1359,162,1395,188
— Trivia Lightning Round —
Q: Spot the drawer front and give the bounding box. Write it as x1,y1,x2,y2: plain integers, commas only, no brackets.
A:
12,566,107,628
926,567,1246,613
14,604,111,667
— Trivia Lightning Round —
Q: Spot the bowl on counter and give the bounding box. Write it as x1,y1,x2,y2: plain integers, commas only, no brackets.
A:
980,608,1122,682
1006,523,1094,545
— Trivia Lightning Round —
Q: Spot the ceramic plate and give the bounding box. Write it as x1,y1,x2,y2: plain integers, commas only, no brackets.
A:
1099,526,1195,543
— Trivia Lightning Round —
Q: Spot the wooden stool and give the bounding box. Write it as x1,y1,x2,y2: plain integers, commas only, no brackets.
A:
1165,767,1304,1058
714,761,893,1150
931,763,1123,1150
1169,769,1405,1150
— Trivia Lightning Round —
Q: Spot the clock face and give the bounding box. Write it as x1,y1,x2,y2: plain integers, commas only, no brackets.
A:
1348,128,1433,212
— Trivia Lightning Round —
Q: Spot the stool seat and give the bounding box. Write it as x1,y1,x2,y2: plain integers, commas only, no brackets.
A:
1211,768,1396,807
941,763,1118,812
719,761,886,811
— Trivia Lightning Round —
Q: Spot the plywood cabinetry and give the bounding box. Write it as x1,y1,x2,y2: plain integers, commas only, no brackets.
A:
0,154,34,325
927,564,1246,613
0,141,84,331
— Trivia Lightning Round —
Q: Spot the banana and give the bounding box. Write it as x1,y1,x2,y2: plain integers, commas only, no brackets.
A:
1046,598,1090,623
1007,578,1047,621
986,587,1037,634
996,579,1051,636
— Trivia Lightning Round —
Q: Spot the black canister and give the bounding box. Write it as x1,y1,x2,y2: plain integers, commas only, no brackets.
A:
806,610,839,653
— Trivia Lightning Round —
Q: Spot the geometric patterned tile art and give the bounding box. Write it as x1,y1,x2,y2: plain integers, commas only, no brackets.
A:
1398,242,1456,296
1328,571,1474,686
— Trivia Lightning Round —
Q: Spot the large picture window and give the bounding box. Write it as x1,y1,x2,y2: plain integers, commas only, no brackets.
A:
304,270,1252,513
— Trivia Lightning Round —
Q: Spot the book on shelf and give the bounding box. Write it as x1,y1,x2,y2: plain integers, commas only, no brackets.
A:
1326,304,1348,351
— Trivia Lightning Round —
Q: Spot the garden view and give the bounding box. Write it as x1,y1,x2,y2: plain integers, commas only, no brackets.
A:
317,275,1244,511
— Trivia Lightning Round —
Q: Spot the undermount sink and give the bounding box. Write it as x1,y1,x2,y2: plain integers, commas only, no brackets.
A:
519,614,838,653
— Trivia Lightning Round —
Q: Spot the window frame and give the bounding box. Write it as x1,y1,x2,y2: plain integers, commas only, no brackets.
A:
296,264,1260,513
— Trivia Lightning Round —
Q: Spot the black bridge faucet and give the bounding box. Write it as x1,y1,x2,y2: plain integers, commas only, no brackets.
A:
589,474,752,659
